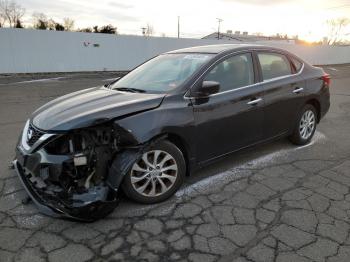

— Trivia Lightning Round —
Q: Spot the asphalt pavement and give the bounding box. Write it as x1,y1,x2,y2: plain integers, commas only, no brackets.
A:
1,65,350,262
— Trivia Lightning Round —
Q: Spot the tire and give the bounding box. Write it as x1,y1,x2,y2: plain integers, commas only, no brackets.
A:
122,140,186,204
289,104,317,145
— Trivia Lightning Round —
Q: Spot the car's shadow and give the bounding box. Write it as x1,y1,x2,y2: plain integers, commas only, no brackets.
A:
114,137,296,213
188,138,293,185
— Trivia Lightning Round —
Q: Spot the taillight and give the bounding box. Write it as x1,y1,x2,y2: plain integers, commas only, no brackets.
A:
322,74,331,87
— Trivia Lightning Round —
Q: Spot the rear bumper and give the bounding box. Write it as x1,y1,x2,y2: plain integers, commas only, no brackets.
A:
320,89,330,120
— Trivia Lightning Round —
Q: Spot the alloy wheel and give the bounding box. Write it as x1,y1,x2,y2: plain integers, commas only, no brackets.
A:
130,150,178,197
299,110,316,140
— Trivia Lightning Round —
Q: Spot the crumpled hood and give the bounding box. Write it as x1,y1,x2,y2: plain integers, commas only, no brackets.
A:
31,86,165,131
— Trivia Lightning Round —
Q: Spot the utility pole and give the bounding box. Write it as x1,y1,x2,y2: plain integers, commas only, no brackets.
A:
177,16,180,38
216,18,223,40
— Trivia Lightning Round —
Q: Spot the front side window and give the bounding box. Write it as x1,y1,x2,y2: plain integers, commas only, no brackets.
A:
111,53,213,93
258,52,292,80
204,53,254,92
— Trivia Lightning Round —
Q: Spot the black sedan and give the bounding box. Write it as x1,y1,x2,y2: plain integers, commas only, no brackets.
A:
13,44,330,221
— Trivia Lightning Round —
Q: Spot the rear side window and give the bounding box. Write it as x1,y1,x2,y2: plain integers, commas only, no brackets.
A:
290,57,303,72
204,53,254,92
258,53,292,80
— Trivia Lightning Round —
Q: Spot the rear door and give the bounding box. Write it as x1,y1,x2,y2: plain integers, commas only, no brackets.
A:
256,51,306,139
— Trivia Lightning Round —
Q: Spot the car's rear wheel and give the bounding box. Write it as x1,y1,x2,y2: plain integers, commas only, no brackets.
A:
122,140,185,204
289,104,317,145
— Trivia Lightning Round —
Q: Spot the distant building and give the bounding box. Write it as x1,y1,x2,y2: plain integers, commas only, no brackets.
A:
202,31,296,44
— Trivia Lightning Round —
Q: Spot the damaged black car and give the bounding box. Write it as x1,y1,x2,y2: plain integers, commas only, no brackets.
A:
14,44,330,221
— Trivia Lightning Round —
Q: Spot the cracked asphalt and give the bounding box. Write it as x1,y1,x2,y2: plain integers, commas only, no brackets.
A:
1,65,350,262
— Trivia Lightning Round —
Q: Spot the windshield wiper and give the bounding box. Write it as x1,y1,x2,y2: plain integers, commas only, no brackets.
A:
113,87,146,93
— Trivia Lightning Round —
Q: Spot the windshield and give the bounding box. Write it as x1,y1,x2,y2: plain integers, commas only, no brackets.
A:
111,53,214,93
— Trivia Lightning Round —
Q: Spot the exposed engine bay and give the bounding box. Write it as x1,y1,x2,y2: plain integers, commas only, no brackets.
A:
43,126,117,196
14,121,150,221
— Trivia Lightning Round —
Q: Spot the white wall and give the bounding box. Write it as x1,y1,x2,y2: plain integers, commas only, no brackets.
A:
1,28,350,74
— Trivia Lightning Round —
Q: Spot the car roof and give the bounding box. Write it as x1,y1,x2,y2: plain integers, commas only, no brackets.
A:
166,44,285,55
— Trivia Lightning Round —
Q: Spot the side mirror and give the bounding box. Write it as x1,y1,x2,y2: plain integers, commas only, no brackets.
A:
194,81,220,97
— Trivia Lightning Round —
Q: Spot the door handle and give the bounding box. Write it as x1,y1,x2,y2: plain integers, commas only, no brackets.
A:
247,98,263,105
293,87,304,94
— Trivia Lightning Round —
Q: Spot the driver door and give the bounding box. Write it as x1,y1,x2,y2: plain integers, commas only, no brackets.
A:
190,52,264,163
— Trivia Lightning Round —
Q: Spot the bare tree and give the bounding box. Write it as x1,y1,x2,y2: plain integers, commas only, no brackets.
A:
327,17,350,45
0,0,11,26
0,12,6,27
47,18,56,30
32,12,48,30
8,0,24,27
63,17,74,31
0,0,25,27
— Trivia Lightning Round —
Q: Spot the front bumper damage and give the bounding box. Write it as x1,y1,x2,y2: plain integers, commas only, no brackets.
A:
14,159,117,221
13,120,146,222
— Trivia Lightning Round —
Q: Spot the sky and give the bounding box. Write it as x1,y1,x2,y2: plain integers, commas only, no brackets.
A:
19,0,350,42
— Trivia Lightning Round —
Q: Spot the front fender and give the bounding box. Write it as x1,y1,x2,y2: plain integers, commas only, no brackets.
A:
113,95,195,159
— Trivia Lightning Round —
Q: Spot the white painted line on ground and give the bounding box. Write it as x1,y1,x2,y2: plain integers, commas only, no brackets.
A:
11,77,67,84
175,131,326,197
328,67,338,71
240,131,326,169
103,78,119,82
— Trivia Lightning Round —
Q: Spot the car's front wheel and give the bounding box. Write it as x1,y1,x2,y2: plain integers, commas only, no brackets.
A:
122,140,185,204
289,104,317,145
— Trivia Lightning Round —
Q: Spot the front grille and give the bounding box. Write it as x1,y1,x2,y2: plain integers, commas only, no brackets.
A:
27,123,45,146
